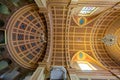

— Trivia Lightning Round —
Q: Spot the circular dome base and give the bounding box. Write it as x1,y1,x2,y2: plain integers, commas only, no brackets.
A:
6,4,47,69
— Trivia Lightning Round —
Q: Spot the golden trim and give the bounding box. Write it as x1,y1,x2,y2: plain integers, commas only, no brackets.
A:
72,16,87,27
6,4,41,70
71,51,107,70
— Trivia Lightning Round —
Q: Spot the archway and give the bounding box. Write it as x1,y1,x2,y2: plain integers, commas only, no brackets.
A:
71,51,106,70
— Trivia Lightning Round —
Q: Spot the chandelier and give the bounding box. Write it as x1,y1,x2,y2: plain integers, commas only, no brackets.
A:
101,34,117,46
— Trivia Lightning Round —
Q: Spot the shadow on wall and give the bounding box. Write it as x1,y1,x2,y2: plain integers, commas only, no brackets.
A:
0,19,4,27
0,30,5,44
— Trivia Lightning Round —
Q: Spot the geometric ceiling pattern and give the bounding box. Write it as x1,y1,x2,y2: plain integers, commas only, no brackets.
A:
92,8,120,68
48,1,96,67
4,0,120,72
49,4,69,67
47,0,120,70
6,4,47,69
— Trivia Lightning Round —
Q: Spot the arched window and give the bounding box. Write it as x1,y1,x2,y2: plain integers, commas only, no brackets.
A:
71,51,106,71
79,7,98,16
77,61,97,70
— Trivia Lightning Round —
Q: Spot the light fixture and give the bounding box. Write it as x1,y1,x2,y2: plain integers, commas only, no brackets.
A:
101,34,117,46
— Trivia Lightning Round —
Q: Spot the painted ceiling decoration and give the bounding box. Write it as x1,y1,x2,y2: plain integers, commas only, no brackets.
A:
92,7,120,66
71,51,106,69
0,0,120,80
72,11,100,27
6,4,47,69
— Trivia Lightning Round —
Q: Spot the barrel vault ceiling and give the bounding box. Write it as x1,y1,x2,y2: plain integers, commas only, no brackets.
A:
4,0,120,70
42,0,120,70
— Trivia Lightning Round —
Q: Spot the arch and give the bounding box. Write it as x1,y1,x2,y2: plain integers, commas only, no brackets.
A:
71,51,106,70
6,4,47,69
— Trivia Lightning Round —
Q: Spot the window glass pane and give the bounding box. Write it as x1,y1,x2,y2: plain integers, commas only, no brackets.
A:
78,63,92,70
80,7,97,15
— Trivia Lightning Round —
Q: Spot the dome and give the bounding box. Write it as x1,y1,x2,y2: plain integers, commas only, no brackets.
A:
6,4,47,69
92,8,120,66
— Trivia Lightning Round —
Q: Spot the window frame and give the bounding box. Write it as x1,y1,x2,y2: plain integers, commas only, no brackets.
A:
78,7,98,16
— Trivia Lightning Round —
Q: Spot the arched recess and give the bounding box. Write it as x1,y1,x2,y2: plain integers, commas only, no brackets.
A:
6,4,47,69
92,8,120,69
71,51,106,70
